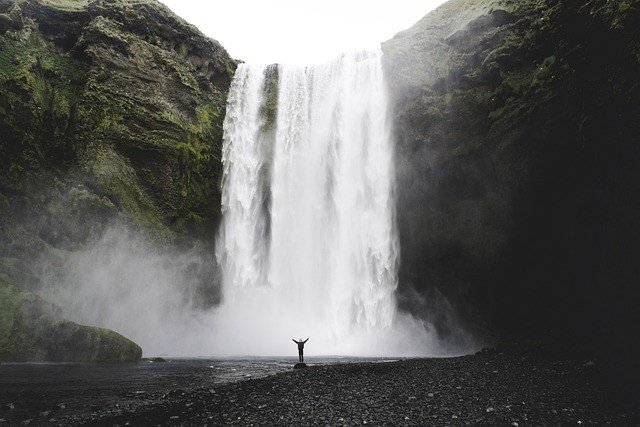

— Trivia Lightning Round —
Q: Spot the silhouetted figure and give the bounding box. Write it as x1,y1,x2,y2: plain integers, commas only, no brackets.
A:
292,337,309,362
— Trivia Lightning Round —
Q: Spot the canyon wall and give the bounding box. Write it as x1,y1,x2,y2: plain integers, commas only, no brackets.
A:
383,0,640,371
0,0,236,360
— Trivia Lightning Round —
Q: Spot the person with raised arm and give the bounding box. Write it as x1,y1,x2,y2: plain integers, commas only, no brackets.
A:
292,337,309,363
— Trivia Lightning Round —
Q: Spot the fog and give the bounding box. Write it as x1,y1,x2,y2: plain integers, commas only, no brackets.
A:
34,223,476,357
31,46,482,357
37,227,220,356
30,9,482,357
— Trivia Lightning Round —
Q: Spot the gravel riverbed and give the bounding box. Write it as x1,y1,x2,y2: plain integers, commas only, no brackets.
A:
73,342,639,426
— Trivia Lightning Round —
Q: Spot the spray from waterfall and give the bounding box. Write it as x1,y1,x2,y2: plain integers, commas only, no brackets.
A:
37,51,466,357
215,50,443,356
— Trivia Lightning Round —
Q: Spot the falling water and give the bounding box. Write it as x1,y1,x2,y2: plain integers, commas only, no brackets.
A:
215,51,440,356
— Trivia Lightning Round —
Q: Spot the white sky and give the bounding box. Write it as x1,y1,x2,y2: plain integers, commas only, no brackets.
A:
158,0,447,65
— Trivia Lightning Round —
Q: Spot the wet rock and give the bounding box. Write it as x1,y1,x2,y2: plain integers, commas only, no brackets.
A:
78,342,638,426
0,0,237,361
0,279,142,363
382,0,640,367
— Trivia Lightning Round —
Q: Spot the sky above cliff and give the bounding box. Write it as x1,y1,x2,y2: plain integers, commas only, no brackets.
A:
159,0,447,64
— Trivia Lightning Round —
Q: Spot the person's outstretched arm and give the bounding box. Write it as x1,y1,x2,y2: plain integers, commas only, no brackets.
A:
303,337,309,343
292,339,298,344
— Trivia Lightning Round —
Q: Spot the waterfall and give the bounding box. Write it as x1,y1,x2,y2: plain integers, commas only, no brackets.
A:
215,50,439,356
217,63,270,297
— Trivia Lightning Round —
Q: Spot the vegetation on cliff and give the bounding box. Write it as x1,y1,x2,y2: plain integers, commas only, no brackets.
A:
0,0,236,360
383,0,640,376
0,0,236,247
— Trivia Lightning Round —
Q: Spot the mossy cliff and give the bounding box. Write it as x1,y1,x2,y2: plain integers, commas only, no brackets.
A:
0,0,236,360
383,0,640,361
0,279,141,362
0,0,236,247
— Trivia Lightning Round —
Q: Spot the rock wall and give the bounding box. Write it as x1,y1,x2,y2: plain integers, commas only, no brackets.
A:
0,0,236,250
0,0,236,360
383,0,640,362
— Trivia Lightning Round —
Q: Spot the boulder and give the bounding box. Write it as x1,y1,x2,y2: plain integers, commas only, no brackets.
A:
0,279,142,362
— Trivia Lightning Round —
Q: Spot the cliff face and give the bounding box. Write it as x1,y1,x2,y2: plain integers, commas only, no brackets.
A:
383,0,640,355
0,0,236,281
0,0,236,360
0,0,235,248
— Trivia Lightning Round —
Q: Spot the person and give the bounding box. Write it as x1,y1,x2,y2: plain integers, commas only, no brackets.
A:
292,337,309,363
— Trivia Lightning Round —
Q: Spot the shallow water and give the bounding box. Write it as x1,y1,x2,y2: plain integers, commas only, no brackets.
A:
0,357,396,423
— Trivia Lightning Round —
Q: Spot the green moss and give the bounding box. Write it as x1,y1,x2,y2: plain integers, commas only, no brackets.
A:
260,65,279,132
99,0,160,6
531,55,557,86
0,30,87,186
0,0,236,314
87,16,133,43
597,0,639,29
0,279,142,362
86,145,166,231
38,0,90,12
174,61,200,93
0,32,86,85
194,98,224,138
68,324,142,362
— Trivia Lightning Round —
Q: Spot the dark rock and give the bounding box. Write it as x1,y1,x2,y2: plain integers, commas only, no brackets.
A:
293,362,308,369
0,12,12,33
382,0,640,376
72,342,639,425
0,0,236,303
0,0,235,361
152,357,167,363
0,279,142,362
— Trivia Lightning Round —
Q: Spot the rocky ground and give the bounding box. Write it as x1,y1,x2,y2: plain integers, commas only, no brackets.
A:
45,342,636,426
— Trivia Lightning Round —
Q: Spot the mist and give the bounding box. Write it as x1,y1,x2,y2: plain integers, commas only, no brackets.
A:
34,223,475,357
36,227,221,356
29,51,481,359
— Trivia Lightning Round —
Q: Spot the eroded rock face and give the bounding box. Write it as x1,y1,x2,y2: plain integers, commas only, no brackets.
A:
0,0,236,249
0,279,142,362
383,0,640,351
0,0,236,360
